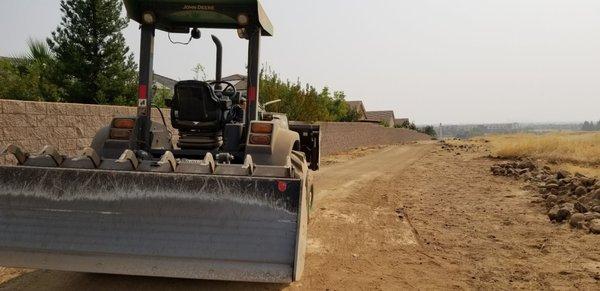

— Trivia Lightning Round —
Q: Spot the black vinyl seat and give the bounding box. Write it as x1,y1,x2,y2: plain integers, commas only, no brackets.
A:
170,80,230,150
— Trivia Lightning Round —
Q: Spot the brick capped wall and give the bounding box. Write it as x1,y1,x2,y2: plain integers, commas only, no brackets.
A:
0,100,430,163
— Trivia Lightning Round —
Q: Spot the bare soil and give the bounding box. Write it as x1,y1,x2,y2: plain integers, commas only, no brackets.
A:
1,141,598,290
320,144,391,166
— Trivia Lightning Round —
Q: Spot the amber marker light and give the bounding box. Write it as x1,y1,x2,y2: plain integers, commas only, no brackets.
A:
249,134,271,145
113,118,135,129
251,123,274,134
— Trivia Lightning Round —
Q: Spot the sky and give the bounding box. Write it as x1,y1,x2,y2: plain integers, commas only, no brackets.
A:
1,0,599,125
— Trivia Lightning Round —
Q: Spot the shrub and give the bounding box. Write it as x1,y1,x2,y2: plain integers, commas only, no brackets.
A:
259,69,354,123
419,125,437,138
395,120,437,138
395,120,417,130
0,40,62,102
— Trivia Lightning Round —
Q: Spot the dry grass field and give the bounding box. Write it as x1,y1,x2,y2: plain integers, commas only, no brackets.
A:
487,132,600,177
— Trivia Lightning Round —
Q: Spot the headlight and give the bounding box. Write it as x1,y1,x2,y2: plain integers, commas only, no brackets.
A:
142,11,156,24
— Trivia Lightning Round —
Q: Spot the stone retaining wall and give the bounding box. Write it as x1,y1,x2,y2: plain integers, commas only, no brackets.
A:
0,99,430,162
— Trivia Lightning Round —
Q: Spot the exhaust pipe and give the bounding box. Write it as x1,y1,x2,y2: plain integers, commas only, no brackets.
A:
211,35,223,89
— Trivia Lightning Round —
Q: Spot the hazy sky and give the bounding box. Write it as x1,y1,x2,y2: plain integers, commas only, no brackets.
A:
1,0,599,124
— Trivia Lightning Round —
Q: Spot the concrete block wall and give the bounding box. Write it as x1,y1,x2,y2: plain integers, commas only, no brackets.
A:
0,100,172,163
1,100,130,153
0,100,430,163
318,122,431,156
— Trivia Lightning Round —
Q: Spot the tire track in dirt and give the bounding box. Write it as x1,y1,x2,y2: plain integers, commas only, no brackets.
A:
289,142,444,290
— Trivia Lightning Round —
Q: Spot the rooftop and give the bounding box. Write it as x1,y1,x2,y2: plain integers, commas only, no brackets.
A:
365,110,396,122
154,74,177,90
222,74,246,82
346,101,365,111
395,118,410,125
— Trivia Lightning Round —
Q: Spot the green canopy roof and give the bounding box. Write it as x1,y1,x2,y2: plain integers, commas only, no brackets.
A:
124,0,273,36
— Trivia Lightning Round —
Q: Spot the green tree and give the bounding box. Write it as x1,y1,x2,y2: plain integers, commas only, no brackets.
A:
152,85,172,108
0,58,39,101
260,70,328,122
47,0,137,105
394,120,437,138
0,39,62,102
339,108,361,122
419,125,438,138
324,90,350,121
395,120,417,130
259,69,356,123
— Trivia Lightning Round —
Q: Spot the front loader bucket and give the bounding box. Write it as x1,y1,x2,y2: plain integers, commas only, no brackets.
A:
0,165,306,283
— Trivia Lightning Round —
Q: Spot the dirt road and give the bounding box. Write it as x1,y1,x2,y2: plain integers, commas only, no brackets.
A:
1,142,598,290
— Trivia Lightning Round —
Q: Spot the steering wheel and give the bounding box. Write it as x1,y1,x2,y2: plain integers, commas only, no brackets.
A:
210,81,236,96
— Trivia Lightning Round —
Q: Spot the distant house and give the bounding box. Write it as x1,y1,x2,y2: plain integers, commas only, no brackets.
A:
222,74,246,82
221,74,248,94
345,101,367,120
365,111,396,127
153,74,247,94
154,74,177,92
395,118,410,126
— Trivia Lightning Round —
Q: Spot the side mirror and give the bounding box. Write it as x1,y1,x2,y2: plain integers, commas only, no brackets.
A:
164,99,172,108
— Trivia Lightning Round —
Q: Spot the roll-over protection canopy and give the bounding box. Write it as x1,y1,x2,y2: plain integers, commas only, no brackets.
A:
124,0,274,36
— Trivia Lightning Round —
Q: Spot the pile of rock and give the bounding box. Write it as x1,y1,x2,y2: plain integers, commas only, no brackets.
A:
439,140,481,155
491,161,600,234
490,160,536,178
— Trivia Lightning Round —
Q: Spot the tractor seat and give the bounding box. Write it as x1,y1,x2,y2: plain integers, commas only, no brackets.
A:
170,81,230,150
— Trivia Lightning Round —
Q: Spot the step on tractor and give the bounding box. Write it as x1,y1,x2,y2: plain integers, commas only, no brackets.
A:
0,0,320,283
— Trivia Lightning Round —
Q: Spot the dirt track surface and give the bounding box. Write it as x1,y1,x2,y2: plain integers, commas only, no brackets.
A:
1,142,599,290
